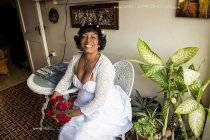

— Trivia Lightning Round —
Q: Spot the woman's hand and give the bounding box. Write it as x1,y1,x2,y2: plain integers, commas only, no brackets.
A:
71,109,83,117
51,91,61,99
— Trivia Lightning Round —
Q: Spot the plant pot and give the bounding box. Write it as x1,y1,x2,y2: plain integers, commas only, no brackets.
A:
137,134,148,140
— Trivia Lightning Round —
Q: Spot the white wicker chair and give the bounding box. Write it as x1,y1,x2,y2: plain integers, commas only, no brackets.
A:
113,60,134,140
113,60,134,97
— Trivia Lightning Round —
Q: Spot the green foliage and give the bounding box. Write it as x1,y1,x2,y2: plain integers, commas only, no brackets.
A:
137,40,164,65
175,98,199,114
133,108,163,140
188,105,205,138
131,89,159,115
169,47,199,67
131,38,210,139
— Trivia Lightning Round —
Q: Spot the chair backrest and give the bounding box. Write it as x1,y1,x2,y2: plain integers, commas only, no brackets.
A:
113,60,134,97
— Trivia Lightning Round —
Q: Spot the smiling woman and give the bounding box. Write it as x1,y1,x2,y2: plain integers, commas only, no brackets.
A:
50,23,132,140
74,23,106,51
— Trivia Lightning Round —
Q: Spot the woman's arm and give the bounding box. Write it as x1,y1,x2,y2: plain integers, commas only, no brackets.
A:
51,54,79,99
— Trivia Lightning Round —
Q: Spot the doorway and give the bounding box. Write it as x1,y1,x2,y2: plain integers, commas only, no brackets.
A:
0,1,31,91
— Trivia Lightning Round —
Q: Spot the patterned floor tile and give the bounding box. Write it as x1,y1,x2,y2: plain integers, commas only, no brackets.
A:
0,82,60,140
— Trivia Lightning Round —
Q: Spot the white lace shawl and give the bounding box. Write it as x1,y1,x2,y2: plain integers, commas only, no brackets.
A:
54,52,115,116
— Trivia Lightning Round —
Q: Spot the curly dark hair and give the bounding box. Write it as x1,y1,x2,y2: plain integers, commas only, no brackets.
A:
74,23,106,51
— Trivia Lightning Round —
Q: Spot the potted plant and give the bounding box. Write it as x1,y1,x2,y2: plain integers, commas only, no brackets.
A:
133,108,163,140
132,89,160,115
130,39,210,139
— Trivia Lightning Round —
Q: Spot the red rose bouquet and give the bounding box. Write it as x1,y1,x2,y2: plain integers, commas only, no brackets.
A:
48,96,74,123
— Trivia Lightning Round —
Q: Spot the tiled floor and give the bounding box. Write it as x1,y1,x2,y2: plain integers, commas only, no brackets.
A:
0,82,61,140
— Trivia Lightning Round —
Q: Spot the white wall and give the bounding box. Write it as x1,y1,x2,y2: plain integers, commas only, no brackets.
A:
40,0,210,106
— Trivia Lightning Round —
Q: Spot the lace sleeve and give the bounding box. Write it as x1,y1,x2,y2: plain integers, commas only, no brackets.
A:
54,57,75,95
80,61,115,116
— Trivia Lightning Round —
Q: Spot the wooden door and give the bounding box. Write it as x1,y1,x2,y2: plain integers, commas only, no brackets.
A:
16,0,50,72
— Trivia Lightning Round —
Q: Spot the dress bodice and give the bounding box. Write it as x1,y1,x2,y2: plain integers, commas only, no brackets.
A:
73,75,96,109
73,75,96,93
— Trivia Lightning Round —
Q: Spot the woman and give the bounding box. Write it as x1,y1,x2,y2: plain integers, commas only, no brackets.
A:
51,23,132,140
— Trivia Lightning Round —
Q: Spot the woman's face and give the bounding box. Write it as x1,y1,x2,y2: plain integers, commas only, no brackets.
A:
80,31,99,54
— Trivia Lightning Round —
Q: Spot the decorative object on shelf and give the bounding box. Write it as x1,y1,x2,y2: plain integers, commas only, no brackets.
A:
69,3,119,29
49,8,59,24
176,0,210,18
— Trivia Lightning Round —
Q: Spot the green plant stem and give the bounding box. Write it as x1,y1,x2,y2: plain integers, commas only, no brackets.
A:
173,104,188,139
162,108,169,137
177,114,188,139
162,93,169,137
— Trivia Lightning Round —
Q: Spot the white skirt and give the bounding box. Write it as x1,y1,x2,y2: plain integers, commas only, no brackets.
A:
58,85,132,140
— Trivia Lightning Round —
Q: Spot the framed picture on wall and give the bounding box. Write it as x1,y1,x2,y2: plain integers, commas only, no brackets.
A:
176,0,210,18
69,3,119,30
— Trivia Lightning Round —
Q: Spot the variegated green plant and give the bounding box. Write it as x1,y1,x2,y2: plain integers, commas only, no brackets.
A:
130,39,210,139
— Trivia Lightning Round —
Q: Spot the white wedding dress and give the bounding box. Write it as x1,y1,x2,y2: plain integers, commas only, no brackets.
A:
58,74,132,140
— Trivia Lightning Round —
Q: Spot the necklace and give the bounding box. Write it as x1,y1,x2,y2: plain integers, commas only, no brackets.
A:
83,52,98,72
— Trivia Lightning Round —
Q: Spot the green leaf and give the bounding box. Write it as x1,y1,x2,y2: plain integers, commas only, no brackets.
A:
139,63,150,73
197,58,206,71
137,39,164,65
189,104,205,138
162,99,170,119
183,68,200,86
175,98,199,114
170,47,199,67
140,64,168,89
197,77,210,102
144,65,165,77
173,67,186,91
149,73,168,89
166,58,173,67
188,63,195,70
129,59,146,65
161,98,170,136
177,66,183,75
188,83,200,94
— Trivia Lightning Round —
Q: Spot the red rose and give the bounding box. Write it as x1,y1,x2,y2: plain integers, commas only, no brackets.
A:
70,105,74,110
65,115,71,122
58,102,67,111
68,99,73,107
56,113,66,121
48,96,74,123
47,109,55,117
56,96,63,102
50,99,56,105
